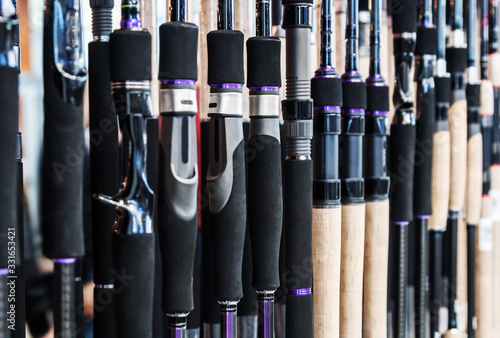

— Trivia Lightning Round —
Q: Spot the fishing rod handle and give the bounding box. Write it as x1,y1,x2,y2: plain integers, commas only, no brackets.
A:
428,131,451,230
489,53,500,88
246,36,283,291
206,29,246,302
112,233,155,338
466,84,483,224
448,96,468,211
0,66,18,269
363,200,389,338
467,222,477,338
90,0,114,38
53,261,77,337
157,21,199,315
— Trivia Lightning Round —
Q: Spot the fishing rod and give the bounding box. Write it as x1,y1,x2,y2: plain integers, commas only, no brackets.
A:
362,0,390,334
310,0,342,336
389,0,417,336
281,0,314,335
339,0,366,335
15,133,25,338
156,0,199,336
88,0,118,337
0,1,19,336
245,1,283,337
96,1,156,337
205,0,246,336
412,0,437,335
41,0,87,336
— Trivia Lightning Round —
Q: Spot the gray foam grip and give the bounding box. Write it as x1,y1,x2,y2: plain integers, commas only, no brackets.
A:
0,67,18,268
112,233,155,338
210,141,247,301
284,160,313,289
247,135,283,290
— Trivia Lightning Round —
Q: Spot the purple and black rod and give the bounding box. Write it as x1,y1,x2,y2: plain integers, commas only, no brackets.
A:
157,0,199,336
205,0,246,336
41,0,87,336
413,0,437,335
388,0,417,336
88,0,119,337
96,1,156,337
0,1,19,337
280,0,314,335
246,0,283,337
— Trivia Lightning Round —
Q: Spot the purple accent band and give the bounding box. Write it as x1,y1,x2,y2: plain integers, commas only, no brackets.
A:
366,110,389,116
249,86,279,92
288,288,312,296
395,221,410,226
262,299,273,338
0,269,9,276
162,79,196,86
315,105,341,111
224,311,235,337
121,19,142,29
171,327,184,338
416,215,430,220
366,75,387,86
54,258,77,264
342,71,364,82
342,108,365,114
211,83,243,89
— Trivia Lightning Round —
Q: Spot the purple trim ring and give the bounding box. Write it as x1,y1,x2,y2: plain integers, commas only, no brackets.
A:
249,86,279,92
210,83,243,89
342,108,365,114
416,215,430,220
395,221,410,226
162,79,196,86
53,258,77,264
0,268,9,276
365,110,389,116
288,288,312,296
121,19,142,29
314,105,341,111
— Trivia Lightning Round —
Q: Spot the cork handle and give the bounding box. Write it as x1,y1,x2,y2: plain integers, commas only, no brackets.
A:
429,130,451,230
339,203,366,338
488,53,500,88
312,206,341,338
491,165,500,336
466,133,483,224
475,196,493,338
443,328,462,338
448,99,468,210
480,80,494,116
363,200,389,338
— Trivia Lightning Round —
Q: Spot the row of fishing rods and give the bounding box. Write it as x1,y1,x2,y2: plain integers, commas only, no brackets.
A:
1,0,499,337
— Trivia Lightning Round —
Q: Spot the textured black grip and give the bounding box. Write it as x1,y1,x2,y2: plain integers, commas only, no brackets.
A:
435,76,452,103
286,294,313,337
112,233,155,338
88,41,119,284
390,0,417,33
247,37,281,87
415,27,437,55
42,24,84,258
159,22,198,80
466,225,476,338
248,135,283,290
284,160,312,289
210,141,247,301
110,29,151,82
311,77,342,107
0,67,18,269
207,30,244,85
413,84,435,215
446,48,468,74
389,123,416,222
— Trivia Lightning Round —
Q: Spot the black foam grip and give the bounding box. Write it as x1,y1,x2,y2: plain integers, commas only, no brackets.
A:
390,0,418,33
112,233,155,338
210,141,247,301
187,232,201,329
53,263,76,337
110,29,151,82
284,160,313,289
428,231,443,336
248,135,283,290
342,81,367,109
413,85,435,215
446,47,468,74
482,121,492,194
0,67,18,269
466,83,481,109
389,123,416,222
366,85,390,111
466,225,476,338
159,22,198,80
435,76,452,103
239,226,257,316
415,27,438,55
88,41,119,283
207,30,244,85
93,289,116,338
42,19,84,258
311,77,342,107
285,294,313,337
247,37,281,87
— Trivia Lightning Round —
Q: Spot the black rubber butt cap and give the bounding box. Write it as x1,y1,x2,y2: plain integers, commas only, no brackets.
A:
366,85,389,111
282,0,314,4
466,83,481,108
110,29,152,81
311,77,342,107
342,81,367,109
159,22,198,80
446,48,468,74
390,0,418,33
247,37,281,87
435,76,452,103
90,0,114,7
207,30,244,85
415,26,437,55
